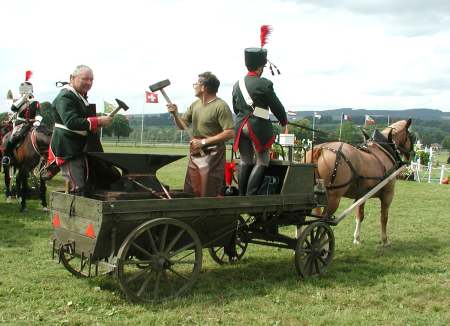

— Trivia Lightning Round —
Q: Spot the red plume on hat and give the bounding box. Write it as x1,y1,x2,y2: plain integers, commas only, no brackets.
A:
25,70,33,82
260,25,272,48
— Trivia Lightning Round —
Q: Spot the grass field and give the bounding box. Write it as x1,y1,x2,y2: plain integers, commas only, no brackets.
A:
1,145,450,325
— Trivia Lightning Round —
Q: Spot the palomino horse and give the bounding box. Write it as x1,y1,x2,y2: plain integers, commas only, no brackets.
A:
307,119,414,245
1,124,53,211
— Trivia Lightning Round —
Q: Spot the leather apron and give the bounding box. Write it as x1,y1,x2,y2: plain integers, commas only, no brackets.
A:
184,142,225,197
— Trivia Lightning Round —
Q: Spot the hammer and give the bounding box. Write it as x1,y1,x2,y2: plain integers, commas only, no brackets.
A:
149,79,173,104
149,79,204,155
108,98,130,117
149,79,191,136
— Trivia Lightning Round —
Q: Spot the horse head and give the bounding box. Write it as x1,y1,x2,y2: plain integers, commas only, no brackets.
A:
384,119,415,161
33,124,60,180
34,124,52,153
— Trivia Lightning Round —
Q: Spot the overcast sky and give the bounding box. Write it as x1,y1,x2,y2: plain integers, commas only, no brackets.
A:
1,0,450,115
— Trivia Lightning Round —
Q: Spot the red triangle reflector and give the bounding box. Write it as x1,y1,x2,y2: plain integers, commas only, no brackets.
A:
52,213,61,228
85,223,96,239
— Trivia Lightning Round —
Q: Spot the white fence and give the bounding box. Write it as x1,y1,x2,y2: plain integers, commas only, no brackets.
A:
409,160,450,184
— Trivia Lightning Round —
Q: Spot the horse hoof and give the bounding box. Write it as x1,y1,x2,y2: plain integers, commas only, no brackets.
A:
353,239,361,245
382,241,391,247
41,206,49,212
6,197,12,203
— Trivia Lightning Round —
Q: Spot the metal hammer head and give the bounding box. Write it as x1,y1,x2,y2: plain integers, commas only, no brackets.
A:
115,98,130,111
149,79,170,92
56,81,69,87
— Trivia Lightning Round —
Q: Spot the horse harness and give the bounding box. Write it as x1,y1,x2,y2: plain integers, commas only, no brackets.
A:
321,134,404,192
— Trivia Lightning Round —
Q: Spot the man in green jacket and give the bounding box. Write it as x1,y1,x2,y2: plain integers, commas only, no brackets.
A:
49,65,112,194
232,48,288,195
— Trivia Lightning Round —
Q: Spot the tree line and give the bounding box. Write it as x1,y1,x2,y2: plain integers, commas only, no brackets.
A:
2,106,450,147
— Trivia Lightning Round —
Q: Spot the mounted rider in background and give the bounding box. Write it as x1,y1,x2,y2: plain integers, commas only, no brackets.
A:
2,71,41,166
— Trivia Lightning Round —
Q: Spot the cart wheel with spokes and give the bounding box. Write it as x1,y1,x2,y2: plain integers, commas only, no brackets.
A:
59,243,91,278
208,217,248,265
59,243,111,278
295,221,334,278
116,218,202,303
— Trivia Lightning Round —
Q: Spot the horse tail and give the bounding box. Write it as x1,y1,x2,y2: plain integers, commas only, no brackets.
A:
306,147,323,164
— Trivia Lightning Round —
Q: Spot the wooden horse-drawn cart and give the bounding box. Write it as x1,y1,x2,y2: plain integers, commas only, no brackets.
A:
49,151,402,302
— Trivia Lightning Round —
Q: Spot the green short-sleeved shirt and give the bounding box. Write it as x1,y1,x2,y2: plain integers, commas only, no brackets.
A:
182,97,234,138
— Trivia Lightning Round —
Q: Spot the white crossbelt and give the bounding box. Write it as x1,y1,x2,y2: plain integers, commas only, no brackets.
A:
55,123,87,136
238,78,270,120
62,85,90,106
13,117,29,128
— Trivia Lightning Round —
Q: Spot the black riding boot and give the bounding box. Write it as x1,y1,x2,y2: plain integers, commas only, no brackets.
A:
1,141,15,166
246,165,267,196
238,164,253,196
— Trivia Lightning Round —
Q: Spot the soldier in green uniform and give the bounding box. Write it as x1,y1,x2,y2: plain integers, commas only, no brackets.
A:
166,71,234,197
232,48,288,195
48,65,112,194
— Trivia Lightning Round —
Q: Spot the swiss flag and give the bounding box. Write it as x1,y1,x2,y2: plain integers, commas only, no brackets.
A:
145,91,158,103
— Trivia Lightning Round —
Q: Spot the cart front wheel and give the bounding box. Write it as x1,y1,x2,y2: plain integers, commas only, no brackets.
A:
116,218,202,303
295,221,334,278
59,243,90,278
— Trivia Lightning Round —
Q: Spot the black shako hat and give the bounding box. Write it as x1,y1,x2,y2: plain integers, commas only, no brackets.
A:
245,48,268,68
244,25,280,75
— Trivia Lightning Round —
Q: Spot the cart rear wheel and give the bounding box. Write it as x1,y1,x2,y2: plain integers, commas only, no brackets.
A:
208,217,248,265
116,218,202,303
295,221,334,278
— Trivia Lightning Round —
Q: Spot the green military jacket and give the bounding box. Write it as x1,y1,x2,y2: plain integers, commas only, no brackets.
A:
232,74,287,152
50,88,96,162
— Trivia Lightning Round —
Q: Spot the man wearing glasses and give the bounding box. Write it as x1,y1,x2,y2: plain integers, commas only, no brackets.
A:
167,71,234,197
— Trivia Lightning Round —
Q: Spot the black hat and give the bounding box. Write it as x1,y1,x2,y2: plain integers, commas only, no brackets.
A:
245,48,267,69
244,26,280,75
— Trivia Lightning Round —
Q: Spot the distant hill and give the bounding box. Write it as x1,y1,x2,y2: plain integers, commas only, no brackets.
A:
126,108,450,126
298,108,450,121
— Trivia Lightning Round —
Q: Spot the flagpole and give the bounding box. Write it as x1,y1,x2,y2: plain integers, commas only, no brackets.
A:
140,101,144,145
387,115,390,126
339,114,343,141
312,113,316,143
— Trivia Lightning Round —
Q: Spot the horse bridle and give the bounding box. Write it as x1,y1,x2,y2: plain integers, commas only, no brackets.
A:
387,126,415,159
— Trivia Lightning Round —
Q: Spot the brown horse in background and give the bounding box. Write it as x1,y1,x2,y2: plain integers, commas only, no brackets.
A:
307,119,414,245
1,124,54,211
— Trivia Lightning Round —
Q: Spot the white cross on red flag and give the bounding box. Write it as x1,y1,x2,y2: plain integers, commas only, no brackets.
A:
145,91,158,103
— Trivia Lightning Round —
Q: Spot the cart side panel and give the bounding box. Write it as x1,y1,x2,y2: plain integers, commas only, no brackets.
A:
280,164,315,196
100,195,316,248
104,199,242,248
50,192,113,259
